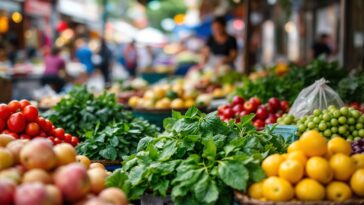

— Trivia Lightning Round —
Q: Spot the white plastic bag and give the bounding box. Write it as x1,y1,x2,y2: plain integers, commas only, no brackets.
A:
289,78,344,118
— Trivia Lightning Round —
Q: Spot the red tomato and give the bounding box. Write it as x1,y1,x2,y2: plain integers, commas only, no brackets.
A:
22,105,39,122
232,96,245,105
39,131,47,138
64,133,72,143
19,100,31,110
38,117,46,129
223,108,234,119
54,128,65,140
7,113,26,133
280,100,289,112
0,118,5,132
0,104,11,119
54,138,62,145
70,136,79,146
25,122,40,136
44,120,54,134
8,100,21,113
253,119,265,129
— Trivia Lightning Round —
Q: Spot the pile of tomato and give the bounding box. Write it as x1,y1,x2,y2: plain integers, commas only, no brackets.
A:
0,100,78,146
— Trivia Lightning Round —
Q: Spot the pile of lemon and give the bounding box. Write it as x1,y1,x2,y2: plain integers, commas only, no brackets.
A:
248,130,364,202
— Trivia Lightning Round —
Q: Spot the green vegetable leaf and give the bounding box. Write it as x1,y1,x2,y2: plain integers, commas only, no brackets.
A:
129,164,147,186
193,173,219,204
218,160,249,191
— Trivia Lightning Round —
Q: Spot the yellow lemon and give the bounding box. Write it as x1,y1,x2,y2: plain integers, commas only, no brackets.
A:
128,96,140,108
248,182,264,199
330,153,356,181
295,178,325,201
286,150,307,166
306,157,333,184
350,169,364,197
326,181,352,202
287,141,302,153
328,137,352,156
352,154,364,169
299,130,327,157
171,98,185,109
262,176,294,202
278,159,304,184
262,154,284,177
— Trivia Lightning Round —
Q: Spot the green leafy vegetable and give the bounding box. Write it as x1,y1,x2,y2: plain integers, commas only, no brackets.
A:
107,107,288,205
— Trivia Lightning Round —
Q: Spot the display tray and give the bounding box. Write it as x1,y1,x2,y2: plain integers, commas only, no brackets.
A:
234,192,364,205
91,160,121,171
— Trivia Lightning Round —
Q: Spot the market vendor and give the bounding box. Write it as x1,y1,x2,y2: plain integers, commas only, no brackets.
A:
201,16,238,69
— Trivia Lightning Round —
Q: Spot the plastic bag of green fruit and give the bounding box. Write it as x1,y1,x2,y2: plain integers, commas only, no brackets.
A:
289,78,344,118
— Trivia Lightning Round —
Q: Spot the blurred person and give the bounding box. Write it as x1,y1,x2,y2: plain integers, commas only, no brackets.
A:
123,40,138,78
97,39,112,85
312,34,332,59
75,38,94,74
42,47,66,92
201,16,238,69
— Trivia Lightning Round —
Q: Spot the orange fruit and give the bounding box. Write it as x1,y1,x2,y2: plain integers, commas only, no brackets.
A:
262,176,294,202
352,154,364,169
278,159,304,184
350,169,364,197
295,178,325,201
299,130,327,157
326,181,352,202
330,153,356,181
327,137,352,156
262,154,284,177
286,150,307,165
287,141,301,153
306,157,333,184
248,182,264,199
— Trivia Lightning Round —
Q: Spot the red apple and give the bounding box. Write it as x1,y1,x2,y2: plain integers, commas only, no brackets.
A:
223,108,234,119
232,104,244,114
243,101,257,113
280,100,289,112
253,119,265,129
0,180,16,205
265,114,278,124
268,97,281,112
250,97,261,106
255,106,268,120
232,96,245,105
239,110,250,118
350,102,360,110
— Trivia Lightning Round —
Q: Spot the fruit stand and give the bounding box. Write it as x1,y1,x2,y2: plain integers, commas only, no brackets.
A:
1,59,364,205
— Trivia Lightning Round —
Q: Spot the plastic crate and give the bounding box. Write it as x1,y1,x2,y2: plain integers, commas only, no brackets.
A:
268,125,298,143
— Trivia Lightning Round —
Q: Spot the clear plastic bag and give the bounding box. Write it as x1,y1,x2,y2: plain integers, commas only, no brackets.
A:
289,78,344,118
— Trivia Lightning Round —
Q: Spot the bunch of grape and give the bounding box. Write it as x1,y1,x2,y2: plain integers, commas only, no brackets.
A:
294,106,364,140
277,114,297,125
352,138,364,154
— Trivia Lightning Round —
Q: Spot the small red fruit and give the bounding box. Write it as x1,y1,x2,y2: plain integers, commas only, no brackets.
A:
54,128,65,140
223,108,234,119
239,110,250,118
8,100,21,113
0,104,11,119
256,106,268,120
25,122,40,136
64,134,72,143
265,114,278,124
70,137,79,146
22,105,39,122
253,119,265,129
7,113,26,133
19,99,31,110
48,136,56,144
280,100,289,112
20,134,31,140
243,101,257,113
0,118,5,132
232,104,244,114
232,96,245,105
250,97,261,106
268,97,281,112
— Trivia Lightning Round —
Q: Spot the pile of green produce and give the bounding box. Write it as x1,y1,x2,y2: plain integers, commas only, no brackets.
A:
337,74,364,103
107,107,287,205
278,106,364,141
44,86,158,160
235,58,347,104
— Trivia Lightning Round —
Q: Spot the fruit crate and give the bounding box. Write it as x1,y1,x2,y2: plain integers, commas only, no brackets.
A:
91,160,121,171
268,125,298,143
234,192,364,205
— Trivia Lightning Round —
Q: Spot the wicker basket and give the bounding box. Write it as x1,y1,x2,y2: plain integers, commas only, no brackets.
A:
234,192,364,205
91,160,121,171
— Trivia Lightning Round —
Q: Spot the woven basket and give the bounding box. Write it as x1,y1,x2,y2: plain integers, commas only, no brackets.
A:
234,192,364,205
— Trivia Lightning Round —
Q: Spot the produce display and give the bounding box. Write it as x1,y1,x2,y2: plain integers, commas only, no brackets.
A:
338,74,364,104
0,136,128,205
247,130,364,202
109,78,148,105
0,100,79,146
278,106,364,141
44,86,158,160
128,81,212,110
107,107,287,205
218,96,289,129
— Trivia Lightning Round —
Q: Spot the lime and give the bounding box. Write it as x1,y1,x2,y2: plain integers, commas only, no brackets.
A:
298,124,306,132
353,130,358,137
348,117,356,125
338,126,347,134
318,122,327,131
308,122,316,129
356,123,363,130
328,105,337,111
340,107,349,116
313,109,321,116
323,130,332,138
338,116,347,124
331,127,338,133
333,110,341,118
359,129,364,137
313,117,321,124
351,110,361,118
359,116,364,123
322,113,331,121
330,118,339,126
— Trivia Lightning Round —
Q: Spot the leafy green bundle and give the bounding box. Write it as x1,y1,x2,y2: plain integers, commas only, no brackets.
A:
337,74,364,103
44,86,158,160
107,107,287,205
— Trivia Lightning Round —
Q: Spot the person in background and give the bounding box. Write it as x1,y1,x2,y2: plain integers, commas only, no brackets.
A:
201,16,238,69
75,38,94,75
312,34,332,59
97,39,112,85
42,47,66,92
123,40,138,78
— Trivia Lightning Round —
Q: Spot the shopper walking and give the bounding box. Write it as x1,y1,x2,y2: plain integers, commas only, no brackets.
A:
75,38,94,75
123,40,138,78
42,47,66,92
97,39,112,85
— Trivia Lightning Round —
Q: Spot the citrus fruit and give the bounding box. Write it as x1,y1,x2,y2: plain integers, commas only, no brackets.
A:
248,182,263,199
327,137,352,156
278,159,304,184
286,150,307,165
306,156,333,184
287,141,301,153
262,154,284,177
330,153,356,181
326,181,352,202
352,154,364,169
299,130,327,157
295,178,325,201
262,176,294,201
350,169,364,197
